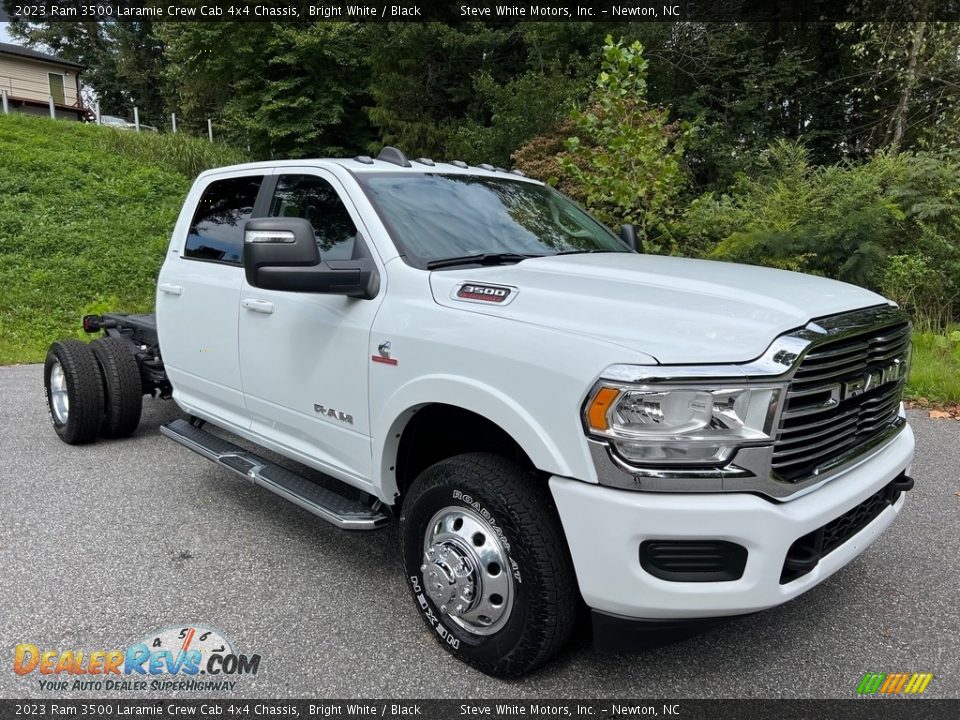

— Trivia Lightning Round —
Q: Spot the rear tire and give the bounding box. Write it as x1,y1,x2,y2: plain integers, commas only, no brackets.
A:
90,337,143,438
44,340,104,445
400,452,576,677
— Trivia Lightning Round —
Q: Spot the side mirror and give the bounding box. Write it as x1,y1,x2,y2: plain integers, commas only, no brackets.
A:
620,223,642,252
243,218,378,299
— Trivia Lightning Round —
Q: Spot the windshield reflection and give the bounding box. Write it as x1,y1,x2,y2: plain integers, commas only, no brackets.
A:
359,174,625,265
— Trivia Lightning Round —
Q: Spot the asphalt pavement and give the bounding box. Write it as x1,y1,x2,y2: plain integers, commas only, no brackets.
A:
1,363,958,699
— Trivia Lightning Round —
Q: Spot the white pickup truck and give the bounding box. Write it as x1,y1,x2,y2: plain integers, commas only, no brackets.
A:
44,147,915,676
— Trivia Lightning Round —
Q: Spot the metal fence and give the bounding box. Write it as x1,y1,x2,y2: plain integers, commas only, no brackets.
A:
0,88,217,142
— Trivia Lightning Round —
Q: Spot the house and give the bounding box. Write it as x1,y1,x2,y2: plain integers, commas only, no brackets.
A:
0,42,87,121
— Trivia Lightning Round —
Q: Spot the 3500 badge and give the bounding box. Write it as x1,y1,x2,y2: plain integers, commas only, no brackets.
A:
456,283,513,304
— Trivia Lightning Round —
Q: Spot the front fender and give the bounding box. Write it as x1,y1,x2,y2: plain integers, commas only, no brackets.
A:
372,374,588,502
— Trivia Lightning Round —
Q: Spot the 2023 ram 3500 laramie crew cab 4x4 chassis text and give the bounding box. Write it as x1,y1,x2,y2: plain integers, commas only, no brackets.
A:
44,147,915,676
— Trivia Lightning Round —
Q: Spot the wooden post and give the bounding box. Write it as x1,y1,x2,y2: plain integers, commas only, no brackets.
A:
1,90,8,115
207,118,213,142
171,113,177,134
134,106,140,132
49,96,56,119
95,103,101,125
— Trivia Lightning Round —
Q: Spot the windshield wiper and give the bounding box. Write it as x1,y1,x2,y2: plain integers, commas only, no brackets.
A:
426,252,541,270
552,249,621,256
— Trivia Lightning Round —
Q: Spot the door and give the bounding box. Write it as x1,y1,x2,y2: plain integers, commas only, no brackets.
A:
48,73,65,105
238,169,385,486
156,172,266,429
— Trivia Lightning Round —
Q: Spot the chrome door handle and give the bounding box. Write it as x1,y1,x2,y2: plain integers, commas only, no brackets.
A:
158,283,183,296
242,298,275,314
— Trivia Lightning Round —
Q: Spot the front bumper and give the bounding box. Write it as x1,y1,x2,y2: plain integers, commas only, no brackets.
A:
550,422,914,619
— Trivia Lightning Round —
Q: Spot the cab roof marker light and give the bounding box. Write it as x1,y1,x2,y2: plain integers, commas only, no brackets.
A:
354,155,374,165
449,160,469,169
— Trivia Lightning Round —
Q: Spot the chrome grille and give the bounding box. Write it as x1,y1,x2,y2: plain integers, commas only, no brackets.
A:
773,316,911,481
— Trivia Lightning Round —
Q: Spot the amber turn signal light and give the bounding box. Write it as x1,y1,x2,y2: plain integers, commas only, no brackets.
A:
586,386,620,432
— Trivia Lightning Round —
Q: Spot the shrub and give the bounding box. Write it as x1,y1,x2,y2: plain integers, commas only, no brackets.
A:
882,254,955,331
683,141,960,326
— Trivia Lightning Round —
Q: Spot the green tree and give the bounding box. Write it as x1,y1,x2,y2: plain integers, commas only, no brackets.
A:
554,36,691,252
363,22,521,157
109,22,167,125
159,22,372,158
155,23,239,133
644,22,862,187
443,23,627,165
224,23,372,157
445,69,587,166
841,20,960,154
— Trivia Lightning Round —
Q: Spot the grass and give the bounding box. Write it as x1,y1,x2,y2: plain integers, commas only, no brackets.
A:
0,113,245,364
906,328,960,405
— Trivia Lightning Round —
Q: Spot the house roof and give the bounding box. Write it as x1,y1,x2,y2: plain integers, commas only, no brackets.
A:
0,42,85,70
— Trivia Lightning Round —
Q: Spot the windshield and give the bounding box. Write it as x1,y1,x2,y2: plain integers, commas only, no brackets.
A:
358,174,627,267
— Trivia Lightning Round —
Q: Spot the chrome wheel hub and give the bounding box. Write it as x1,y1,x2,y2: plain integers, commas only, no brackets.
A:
422,506,514,636
49,361,69,424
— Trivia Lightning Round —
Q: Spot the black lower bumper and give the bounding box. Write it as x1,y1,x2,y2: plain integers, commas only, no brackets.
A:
591,610,744,653
780,472,914,583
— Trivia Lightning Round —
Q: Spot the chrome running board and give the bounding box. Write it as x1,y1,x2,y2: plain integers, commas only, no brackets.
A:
160,418,389,530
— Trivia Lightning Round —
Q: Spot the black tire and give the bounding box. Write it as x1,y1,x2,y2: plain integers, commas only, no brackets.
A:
90,337,143,438
399,452,576,677
43,340,104,445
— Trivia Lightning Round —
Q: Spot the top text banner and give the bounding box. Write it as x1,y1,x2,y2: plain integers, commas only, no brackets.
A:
4,0,960,23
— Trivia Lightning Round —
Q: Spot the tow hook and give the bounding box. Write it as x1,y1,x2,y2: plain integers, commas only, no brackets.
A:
890,474,915,493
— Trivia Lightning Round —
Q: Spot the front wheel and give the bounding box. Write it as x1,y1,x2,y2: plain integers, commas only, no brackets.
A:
399,453,576,676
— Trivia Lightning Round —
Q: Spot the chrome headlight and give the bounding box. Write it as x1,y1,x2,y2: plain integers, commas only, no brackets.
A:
584,383,785,465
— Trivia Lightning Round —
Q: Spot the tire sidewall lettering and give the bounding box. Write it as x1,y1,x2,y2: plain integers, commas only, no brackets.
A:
408,578,460,649
451,489,520,581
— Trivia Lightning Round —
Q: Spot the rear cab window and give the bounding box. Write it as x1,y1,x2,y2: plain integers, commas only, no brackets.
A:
184,176,264,265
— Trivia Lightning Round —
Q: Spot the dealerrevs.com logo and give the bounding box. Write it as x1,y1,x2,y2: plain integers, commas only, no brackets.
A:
13,625,260,692
857,672,934,696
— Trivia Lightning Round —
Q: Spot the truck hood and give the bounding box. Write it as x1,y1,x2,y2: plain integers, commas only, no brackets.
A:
429,253,890,364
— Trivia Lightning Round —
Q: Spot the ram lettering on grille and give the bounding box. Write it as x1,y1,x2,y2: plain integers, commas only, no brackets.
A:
773,319,911,481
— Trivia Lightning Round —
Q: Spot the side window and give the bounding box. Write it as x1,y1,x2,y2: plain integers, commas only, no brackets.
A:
185,176,263,265
269,174,358,261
